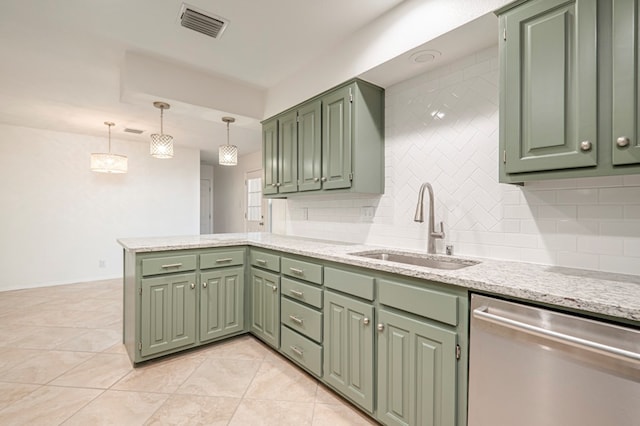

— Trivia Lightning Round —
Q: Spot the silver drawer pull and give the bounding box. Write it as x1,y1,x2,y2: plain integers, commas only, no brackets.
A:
161,263,183,269
289,289,304,298
289,315,304,325
256,259,267,265
289,267,304,275
215,258,233,263
290,345,304,357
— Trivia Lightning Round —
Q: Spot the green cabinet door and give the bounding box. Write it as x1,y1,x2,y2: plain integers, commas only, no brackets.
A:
262,118,278,195
250,267,280,349
140,272,197,357
377,309,458,426
501,0,598,174
200,267,244,343
612,0,640,165
298,100,323,192
278,110,298,194
323,290,374,413
322,85,353,190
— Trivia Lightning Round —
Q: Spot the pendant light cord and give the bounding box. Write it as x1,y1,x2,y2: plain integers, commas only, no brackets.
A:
160,107,164,134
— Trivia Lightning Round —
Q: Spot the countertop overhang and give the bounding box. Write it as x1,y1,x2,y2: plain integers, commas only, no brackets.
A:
118,233,640,323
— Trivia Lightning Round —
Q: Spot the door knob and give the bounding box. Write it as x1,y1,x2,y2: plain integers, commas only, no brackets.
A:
313,177,319,182
320,177,327,182
272,285,277,292
190,283,195,290
203,282,207,288
617,136,631,148
580,140,592,151
363,317,370,325
377,323,384,332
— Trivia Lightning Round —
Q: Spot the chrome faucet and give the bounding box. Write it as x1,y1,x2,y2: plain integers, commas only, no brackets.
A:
414,182,445,254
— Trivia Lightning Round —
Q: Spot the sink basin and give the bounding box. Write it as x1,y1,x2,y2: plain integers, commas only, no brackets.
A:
351,251,478,270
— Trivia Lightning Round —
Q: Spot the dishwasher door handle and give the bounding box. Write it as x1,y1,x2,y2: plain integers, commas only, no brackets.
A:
473,306,640,363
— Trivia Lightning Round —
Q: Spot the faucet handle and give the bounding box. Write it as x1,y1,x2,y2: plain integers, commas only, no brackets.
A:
432,221,445,239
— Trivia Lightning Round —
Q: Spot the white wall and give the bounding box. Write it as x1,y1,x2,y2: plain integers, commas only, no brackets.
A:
213,150,262,233
0,124,200,290
274,47,640,276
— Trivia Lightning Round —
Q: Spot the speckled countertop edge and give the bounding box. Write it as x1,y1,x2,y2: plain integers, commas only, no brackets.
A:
118,233,640,323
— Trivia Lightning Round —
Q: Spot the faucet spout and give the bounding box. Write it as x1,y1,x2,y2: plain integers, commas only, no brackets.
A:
414,182,445,254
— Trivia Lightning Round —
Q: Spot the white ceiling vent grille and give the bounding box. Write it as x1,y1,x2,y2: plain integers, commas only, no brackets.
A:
123,128,144,135
179,4,228,39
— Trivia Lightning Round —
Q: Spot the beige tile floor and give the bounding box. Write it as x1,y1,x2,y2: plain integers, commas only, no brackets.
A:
0,279,378,425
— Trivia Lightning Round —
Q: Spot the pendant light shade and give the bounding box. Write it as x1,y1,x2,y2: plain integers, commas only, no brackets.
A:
91,122,128,173
219,116,237,166
150,101,174,159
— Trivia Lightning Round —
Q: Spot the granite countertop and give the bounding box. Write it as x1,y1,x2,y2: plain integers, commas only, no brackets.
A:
118,233,640,323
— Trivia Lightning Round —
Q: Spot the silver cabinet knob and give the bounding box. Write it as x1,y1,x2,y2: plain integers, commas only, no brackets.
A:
320,177,327,182
190,283,195,290
363,317,370,325
276,182,281,187
377,323,384,332
271,183,277,187
313,177,319,182
617,136,631,148
580,140,592,151
272,285,277,292
203,282,207,289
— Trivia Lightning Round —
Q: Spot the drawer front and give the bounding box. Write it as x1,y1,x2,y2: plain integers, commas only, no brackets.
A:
250,250,280,272
282,277,323,309
281,257,323,285
378,279,458,326
200,249,244,270
324,267,375,301
141,254,197,277
281,298,323,342
280,326,322,377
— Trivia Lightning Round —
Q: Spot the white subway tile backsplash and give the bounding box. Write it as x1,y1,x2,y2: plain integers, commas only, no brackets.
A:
277,46,639,276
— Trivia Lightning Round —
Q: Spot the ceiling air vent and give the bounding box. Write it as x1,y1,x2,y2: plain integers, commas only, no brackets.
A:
123,128,144,135
179,4,228,39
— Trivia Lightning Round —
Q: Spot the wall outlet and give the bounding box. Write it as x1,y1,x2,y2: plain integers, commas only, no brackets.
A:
99,260,106,268
360,206,375,223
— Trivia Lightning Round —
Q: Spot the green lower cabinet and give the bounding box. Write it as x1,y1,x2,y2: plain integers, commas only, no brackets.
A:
323,290,375,413
250,267,280,349
200,267,244,343
140,272,197,357
377,309,458,426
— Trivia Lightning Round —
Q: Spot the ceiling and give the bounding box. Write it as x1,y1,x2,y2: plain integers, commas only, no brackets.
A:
0,0,498,164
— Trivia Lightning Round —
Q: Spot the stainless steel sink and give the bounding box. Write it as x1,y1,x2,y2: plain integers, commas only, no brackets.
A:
351,251,478,270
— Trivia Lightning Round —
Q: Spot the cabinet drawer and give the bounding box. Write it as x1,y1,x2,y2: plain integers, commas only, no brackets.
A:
281,257,323,285
282,277,323,309
378,279,458,326
324,267,375,301
281,298,322,343
141,254,197,277
281,326,322,377
250,250,280,272
200,249,244,270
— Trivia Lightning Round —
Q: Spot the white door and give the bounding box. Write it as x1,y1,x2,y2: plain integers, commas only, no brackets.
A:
245,169,266,232
200,178,212,234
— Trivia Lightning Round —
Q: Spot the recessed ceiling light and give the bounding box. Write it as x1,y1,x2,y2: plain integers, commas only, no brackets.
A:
410,50,442,64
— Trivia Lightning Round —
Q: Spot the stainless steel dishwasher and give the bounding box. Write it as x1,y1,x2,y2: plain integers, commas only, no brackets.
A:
468,294,640,426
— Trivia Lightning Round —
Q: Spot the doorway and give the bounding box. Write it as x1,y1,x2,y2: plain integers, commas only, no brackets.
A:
200,178,213,234
245,169,266,232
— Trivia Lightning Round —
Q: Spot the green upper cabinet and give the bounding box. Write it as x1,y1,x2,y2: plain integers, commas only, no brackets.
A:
298,100,323,192
262,78,384,197
500,0,598,175
322,85,353,190
612,0,640,165
262,118,278,195
200,266,244,343
278,110,299,194
497,0,640,183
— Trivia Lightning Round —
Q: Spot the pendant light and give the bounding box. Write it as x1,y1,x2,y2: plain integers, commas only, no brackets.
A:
219,116,237,166
90,122,128,173
150,101,174,158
